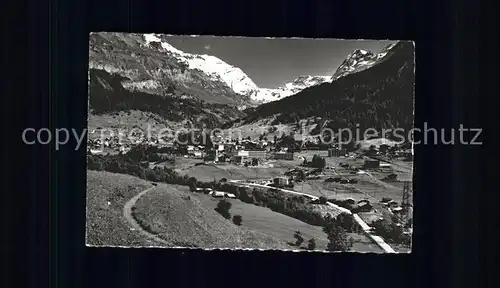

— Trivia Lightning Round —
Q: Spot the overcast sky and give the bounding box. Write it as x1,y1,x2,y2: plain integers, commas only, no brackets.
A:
164,35,396,88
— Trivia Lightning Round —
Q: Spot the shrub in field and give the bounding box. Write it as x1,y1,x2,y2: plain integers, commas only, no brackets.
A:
293,231,304,246
319,196,328,205
215,199,232,219
334,212,360,233
239,188,255,204
323,221,352,252
307,238,316,250
189,181,197,192
232,215,242,226
372,217,411,245
405,217,413,228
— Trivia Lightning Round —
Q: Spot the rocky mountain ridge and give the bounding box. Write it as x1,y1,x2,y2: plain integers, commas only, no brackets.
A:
235,41,415,135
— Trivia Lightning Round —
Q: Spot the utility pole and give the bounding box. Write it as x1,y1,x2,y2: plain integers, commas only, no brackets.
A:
401,181,412,223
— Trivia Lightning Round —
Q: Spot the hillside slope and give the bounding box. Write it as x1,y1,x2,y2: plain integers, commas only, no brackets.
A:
86,170,158,246
88,68,245,129
132,183,293,249
89,32,250,106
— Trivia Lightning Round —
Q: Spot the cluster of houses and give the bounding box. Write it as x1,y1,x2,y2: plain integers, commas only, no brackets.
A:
182,139,294,166
87,137,132,154
366,143,413,160
87,129,177,155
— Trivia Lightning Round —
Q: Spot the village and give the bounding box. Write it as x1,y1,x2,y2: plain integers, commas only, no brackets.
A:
87,128,413,223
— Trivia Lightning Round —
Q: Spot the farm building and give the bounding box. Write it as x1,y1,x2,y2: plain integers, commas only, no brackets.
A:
328,148,347,157
273,151,294,160
193,151,204,159
216,155,227,163
363,159,380,168
273,177,290,186
232,155,261,166
210,191,226,198
237,150,267,158
217,143,236,153
391,206,403,213
311,150,330,157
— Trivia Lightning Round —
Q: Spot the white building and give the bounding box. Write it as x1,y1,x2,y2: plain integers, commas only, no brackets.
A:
210,191,225,198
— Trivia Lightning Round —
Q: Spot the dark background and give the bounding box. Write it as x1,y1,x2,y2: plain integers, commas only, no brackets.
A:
4,0,493,287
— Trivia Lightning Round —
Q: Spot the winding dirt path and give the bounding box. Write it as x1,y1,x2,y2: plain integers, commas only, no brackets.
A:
123,186,170,246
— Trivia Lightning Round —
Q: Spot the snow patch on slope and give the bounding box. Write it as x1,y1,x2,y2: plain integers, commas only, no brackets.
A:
252,75,331,103
331,42,399,81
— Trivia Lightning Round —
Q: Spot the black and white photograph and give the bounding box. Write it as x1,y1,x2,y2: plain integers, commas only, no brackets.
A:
85,32,414,253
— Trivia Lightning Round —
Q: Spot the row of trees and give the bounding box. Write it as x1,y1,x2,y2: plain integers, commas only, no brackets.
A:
292,215,354,252
214,199,242,226
87,150,191,185
371,217,411,246
302,155,326,169
293,231,316,250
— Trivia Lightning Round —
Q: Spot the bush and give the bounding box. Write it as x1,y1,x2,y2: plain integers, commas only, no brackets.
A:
381,197,392,203
215,199,232,219
319,196,328,205
311,155,326,169
239,188,255,204
405,217,413,228
293,231,304,247
323,222,352,252
232,215,242,226
189,181,197,192
334,212,359,233
372,218,411,245
234,187,246,199
307,238,316,250
145,169,160,182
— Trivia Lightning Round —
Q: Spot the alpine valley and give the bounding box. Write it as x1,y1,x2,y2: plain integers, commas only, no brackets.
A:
88,32,414,136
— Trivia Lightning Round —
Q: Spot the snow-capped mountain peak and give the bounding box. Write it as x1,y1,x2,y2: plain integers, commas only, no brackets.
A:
143,34,260,99
142,34,331,104
252,75,331,104
331,42,399,81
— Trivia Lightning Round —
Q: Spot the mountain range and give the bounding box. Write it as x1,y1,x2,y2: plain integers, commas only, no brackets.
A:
88,32,413,134
236,41,415,135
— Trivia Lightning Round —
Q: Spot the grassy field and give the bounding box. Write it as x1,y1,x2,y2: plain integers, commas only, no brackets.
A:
181,186,383,252
132,183,293,250
88,110,186,135
86,170,384,251
86,170,158,246
176,162,291,182
289,155,413,204
187,190,329,250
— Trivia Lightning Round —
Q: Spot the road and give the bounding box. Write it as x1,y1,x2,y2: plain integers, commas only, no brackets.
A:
123,186,170,246
330,168,380,202
229,179,396,253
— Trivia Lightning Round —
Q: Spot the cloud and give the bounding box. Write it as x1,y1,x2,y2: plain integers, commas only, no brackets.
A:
204,44,211,50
